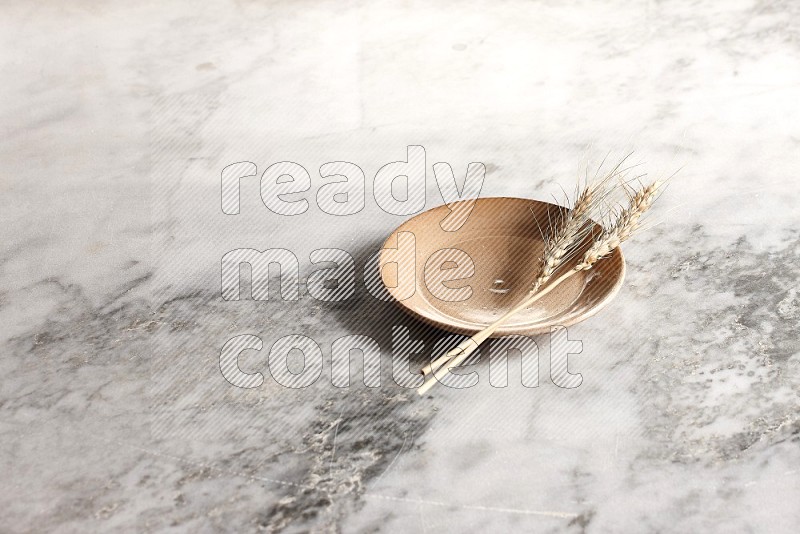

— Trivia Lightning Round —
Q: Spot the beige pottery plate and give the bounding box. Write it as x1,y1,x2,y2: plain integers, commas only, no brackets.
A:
378,197,625,336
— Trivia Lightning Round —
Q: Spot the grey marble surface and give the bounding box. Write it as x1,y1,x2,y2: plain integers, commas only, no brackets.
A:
2,0,799,532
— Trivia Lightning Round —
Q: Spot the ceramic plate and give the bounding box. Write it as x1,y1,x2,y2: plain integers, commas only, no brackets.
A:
378,197,626,336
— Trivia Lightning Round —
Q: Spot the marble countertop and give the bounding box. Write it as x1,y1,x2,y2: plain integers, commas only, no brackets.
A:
2,0,799,532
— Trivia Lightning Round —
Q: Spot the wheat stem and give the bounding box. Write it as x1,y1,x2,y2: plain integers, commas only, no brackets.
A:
418,269,578,391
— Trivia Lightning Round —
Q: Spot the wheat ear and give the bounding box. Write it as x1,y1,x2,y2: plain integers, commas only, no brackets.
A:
575,180,662,270
417,176,612,393
418,177,606,380
497,179,665,316
417,179,664,396
531,180,601,292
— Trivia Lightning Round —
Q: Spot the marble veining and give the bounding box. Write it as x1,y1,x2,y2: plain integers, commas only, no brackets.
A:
1,0,799,532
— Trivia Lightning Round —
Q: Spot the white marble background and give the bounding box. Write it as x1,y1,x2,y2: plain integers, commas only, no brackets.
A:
2,0,799,532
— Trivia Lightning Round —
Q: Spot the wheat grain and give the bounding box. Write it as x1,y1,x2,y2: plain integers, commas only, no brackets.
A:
575,180,663,271
530,173,614,292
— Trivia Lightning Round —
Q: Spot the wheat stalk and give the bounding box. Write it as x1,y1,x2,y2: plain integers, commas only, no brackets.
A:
417,173,610,380
418,167,626,379
417,170,620,381
417,178,664,395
